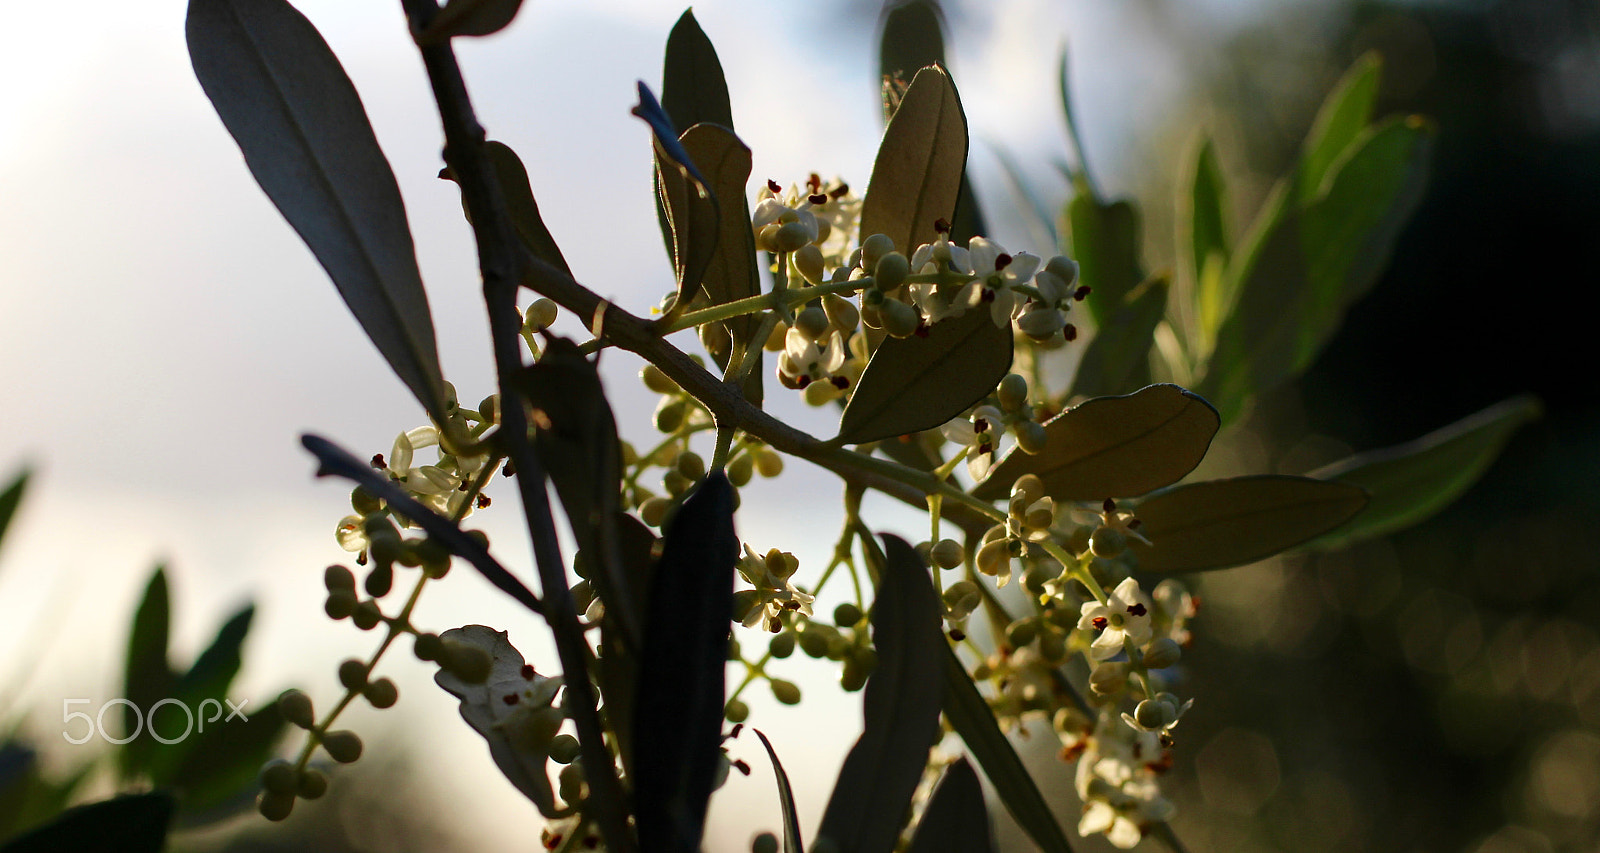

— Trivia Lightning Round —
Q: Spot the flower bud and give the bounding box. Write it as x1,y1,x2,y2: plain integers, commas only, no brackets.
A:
350,486,382,516
860,233,896,271
769,679,802,705
338,659,368,691
840,659,867,692
559,761,588,804
641,364,677,394
997,374,1029,413
662,470,693,496
257,789,295,821
859,300,883,330
976,538,1011,577
1011,474,1044,506
1023,562,1055,596
1016,307,1064,341
260,759,298,795
416,538,451,579
753,832,780,853
1134,698,1174,730
794,306,830,341
732,590,761,624
352,600,383,631
794,244,826,285
640,496,674,528
1014,420,1048,455
413,632,443,662
1142,637,1182,669
943,581,981,618
774,221,813,253
477,394,500,426
1045,256,1080,287
322,730,363,764
1090,527,1127,559
1006,619,1038,648
798,628,831,659
363,677,399,709
324,590,357,620
700,320,732,360
764,320,788,352
523,298,558,333
753,449,784,478
822,293,859,332
727,452,754,487
929,538,965,570
1089,662,1129,696
769,631,797,659
550,733,580,764
279,689,315,728
873,251,910,293
725,698,750,723
654,398,686,433
297,767,328,800
833,602,863,627
1025,497,1056,531
364,564,393,597
675,451,707,481
764,549,799,580
880,298,920,338
1039,631,1067,662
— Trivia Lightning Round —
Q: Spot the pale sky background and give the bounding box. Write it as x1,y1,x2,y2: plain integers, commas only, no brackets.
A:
0,0,1304,848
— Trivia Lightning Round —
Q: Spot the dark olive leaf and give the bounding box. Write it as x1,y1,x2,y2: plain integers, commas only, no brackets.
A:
480,141,572,277
839,309,1011,445
414,0,525,44
1307,395,1541,549
1069,275,1168,400
595,512,658,776
753,730,806,853
859,66,967,256
301,434,544,617
167,699,289,820
1183,135,1229,354
143,604,255,786
941,643,1075,853
0,792,174,853
817,535,944,853
187,0,449,419
0,469,27,556
514,337,639,648
647,120,721,307
879,0,946,122
121,568,174,782
634,473,738,853
1296,52,1381,204
974,384,1219,502
662,9,734,132
1067,189,1143,327
1128,475,1368,573
907,758,996,853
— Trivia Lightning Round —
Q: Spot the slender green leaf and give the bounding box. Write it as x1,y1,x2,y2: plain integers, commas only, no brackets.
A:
753,730,806,853
1070,275,1168,400
974,384,1219,502
662,9,734,132
907,758,996,853
187,0,449,418
839,309,1011,445
1297,52,1381,204
0,792,174,853
1068,191,1143,326
414,0,525,44
1183,135,1230,357
121,569,174,782
818,535,944,853
859,66,968,256
989,142,1057,250
0,470,26,556
634,473,738,853
483,141,572,277
941,644,1074,853
174,605,252,710
1128,475,1368,572
167,699,288,819
646,92,722,308
514,338,639,648
1308,395,1541,548
596,512,658,777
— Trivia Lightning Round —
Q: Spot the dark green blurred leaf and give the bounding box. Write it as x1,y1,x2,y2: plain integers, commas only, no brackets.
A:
859,66,968,256
1128,475,1368,572
0,743,90,841
662,9,734,131
596,512,657,776
0,470,26,556
1296,52,1381,204
167,699,289,820
481,141,572,277
879,0,945,120
907,758,996,853
0,792,174,853
140,604,254,785
121,569,174,782
1308,395,1541,549
1070,275,1168,400
817,535,943,853
175,605,252,708
515,338,639,648
974,385,1218,502
753,730,805,853
1068,191,1143,326
941,644,1075,853
1183,135,1229,356
187,0,449,419
839,310,1011,445
634,473,737,853
414,0,525,43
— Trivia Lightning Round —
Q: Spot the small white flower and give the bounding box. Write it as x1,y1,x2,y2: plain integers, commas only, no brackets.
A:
967,237,1041,329
1078,578,1154,661
777,327,848,391
736,545,816,631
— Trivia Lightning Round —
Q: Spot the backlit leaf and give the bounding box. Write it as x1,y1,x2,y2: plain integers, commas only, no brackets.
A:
482,141,572,277
634,474,738,853
121,568,174,782
0,792,174,853
907,758,996,853
167,698,289,818
839,309,1011,445
1128,475,1368,572
187,0,449,419
1297,52,1381,204
414,0,525,44
1182,135,1229,356
643,84,721,308
973,385,1218,502
941,644,1075,853
662,9,734,131
1070,275,1168,400
1067,189,1143,326
859,66,967,256
1308,395,1541,548
817,535,943,853
143,604,256,785
753,730,806,853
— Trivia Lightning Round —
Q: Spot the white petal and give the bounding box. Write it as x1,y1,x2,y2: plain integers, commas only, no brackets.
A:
968,236,1001,273
1107,816,1143,849
1078,801,1116,836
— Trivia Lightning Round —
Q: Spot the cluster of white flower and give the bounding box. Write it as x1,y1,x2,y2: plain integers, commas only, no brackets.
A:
752,174,861,279
733,544,816,633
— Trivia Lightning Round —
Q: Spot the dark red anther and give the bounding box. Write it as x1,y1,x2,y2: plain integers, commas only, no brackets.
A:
973,418,990,433
1103,498,1117,513
356,551,368,566
795,374,812,389
1159,732,1175,749
934,217,951,234
520,664,535,679
1127,603,1147,618
767,179,782,194
914,320,931,337
830,375,849,390
502,460,516,477
995,252,1013,270
371,454,387,469
809,193,827,205
829,182,850,198
503,693,520,705
729,723,744,738
1063,323,1078,342
458,481,469,492
733,759,752,775
476,494,492,508
768,616,782,633
1074,286,1091,301
808,173,822,192
949,628,966,641
1092,616,1108,631
544,834,562,850
981,288,996,303
1127,518,1141,529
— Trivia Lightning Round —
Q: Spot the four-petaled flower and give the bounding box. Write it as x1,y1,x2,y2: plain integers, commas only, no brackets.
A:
1078,578,1154,661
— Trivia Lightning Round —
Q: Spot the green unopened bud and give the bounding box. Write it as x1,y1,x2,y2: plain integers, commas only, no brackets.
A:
794,306,830,341
260,759,297,795
663,470,693,496
559,761,587,804
324,590,357,620
296,767,328,800
1039,631,1067,663
350,485,382,515
700,320,732,360
477,394,500,425
794,245,826,285
257,789,295,821
770,679,802,705
829,603,860,627
764,320,788,352
840,660,867,692
798,628,831,658
1016,308,1064,341
1134,698,1174,730
1088,662,1128,695
352,600,383,631
874,251,910,293
523,298,558,333
1015,420,1048,455
1142,637,1182,669
859,300,883,330
1025,497,1056,531
728,453,754,487
363,677,399,709
322,730,363,764
364,564,393,597
1045,256,1080,287
997,374,1029,412
976,538,1011,577
929,538,965,570
767,631,795,659
1090,527,1127,559
640,496,673,528
880,297,919,338
752,832,780,853
416,538,451,579
764,549,799,580
754,449,784,478
1006,619,1038,648
279,689,315,728
1023,562,1055,596
943,581,981,618
549,733,580,764
675,451,706,481
725,698,750,723
641,364,677,394
413,632,443,662
654,398,686,433
338,659,369,691
822,293,859,332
